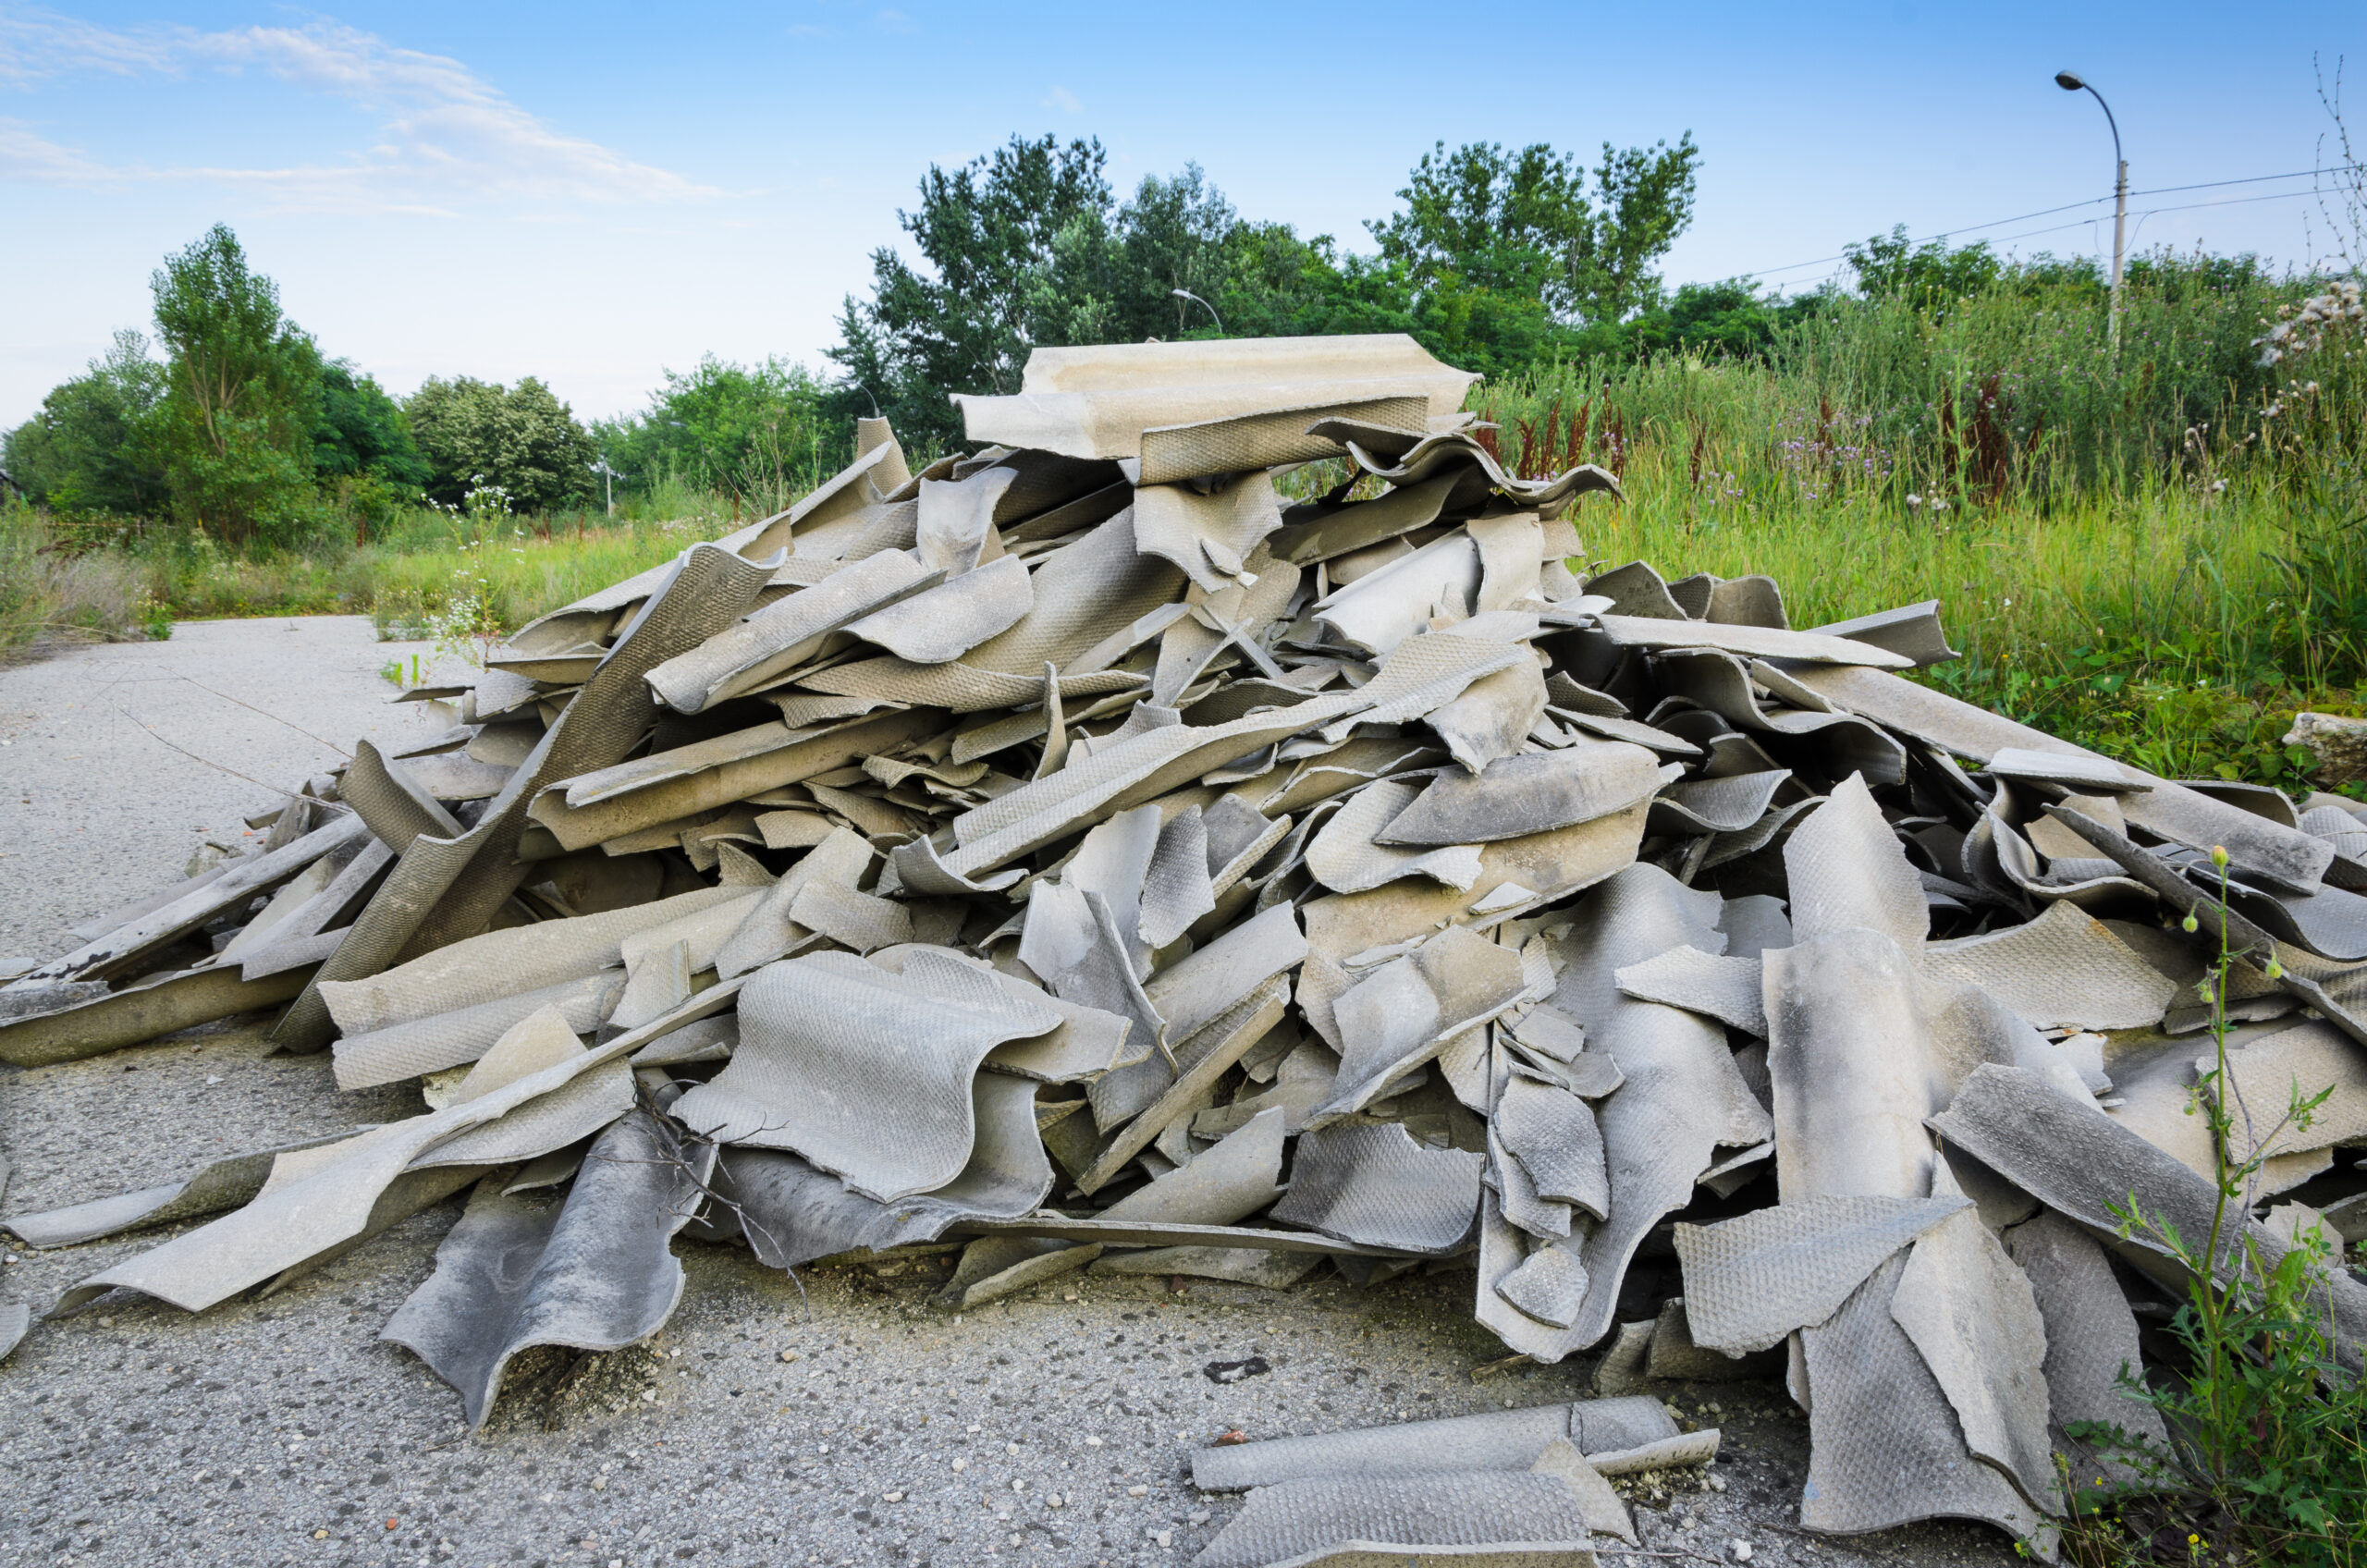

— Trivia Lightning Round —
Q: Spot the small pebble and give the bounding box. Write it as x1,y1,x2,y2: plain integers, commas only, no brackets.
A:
950,1458,967,1473
1188,1510,1210,1525
883,1491,904,1503
1005,1441,1020,1454
1128,1484,1148,1497
779,1350,798,1363
591,1477,606,1491
1708,1474,1727,1491
1084,1435,1103,1448
1732,1540,1755,1562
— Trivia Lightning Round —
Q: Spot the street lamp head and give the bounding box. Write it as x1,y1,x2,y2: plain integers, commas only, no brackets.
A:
2054,70,2086,92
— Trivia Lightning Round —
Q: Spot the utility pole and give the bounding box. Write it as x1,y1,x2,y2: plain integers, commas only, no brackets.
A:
2055,70,2128,353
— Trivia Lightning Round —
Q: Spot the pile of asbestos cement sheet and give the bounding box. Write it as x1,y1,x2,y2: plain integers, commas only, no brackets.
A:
7,332,2367,1562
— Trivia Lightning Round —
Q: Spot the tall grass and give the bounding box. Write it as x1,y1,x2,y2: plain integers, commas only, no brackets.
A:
0,511,144,653
1478,253,2367,786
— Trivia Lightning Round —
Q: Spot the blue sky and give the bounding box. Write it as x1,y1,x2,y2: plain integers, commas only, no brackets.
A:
4,1,2363,428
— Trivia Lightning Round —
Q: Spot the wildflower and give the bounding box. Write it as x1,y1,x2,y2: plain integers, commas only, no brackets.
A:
2211,844,2229,868
2264,958,2285,980
2182,913,2200,933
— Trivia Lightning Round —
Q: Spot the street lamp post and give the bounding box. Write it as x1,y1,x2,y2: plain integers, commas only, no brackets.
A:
1171,288,1224,336
2054,69,2128,352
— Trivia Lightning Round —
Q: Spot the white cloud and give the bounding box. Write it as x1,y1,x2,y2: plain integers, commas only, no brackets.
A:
1042,85,1082,114
0,8,717,212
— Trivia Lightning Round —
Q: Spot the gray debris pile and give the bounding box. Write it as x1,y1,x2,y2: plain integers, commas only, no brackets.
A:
7,333,2367,1557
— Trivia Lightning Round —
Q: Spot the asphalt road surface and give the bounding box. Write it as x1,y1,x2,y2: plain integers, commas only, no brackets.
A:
0,619,2016,1568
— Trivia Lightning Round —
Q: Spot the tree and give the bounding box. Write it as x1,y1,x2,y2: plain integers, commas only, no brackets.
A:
149,223,325,544
0,330,170,514
1843,226,2004,306
313,362,430,490
1367,137,1701,376
834,134,1114,448
406,375,596,513
593,354,839,511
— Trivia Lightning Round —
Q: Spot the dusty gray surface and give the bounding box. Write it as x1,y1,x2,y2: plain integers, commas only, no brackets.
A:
0,619,2019,1568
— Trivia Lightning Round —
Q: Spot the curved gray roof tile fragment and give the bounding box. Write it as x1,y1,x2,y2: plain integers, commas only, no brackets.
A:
381,1114,712,1429
2002,1210,2172,1485
1796,1254,2048,1542
1931,1063,2367,1354
276,541,779,1052
1672,1194,1969,1354
2,1131,365,1250
1492,1236,1592,1328
1496,1072,1610,1219
1376,741,1663,847
1923,900,2175,1030
1787,662,2337,894
56,1021,659,1314
1542,864,1769,1348
1271,1121,1482,1256
1317,925,1529,1122
1613,947,1767,1036
842,553,1034,665
1649,769,1793,837
1192,1467,1602,1568
1888,1205,2060,1513
671,949,1060,1202
710,1072,1052,1269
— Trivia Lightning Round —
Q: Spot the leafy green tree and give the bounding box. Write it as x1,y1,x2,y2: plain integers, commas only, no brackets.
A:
406,375,596,513
313,362,430,489
1367,137,1701,376
834,134,1115,447
148,223,325,545
1842,226,2005,306
593,354,840,511
0,329,170,514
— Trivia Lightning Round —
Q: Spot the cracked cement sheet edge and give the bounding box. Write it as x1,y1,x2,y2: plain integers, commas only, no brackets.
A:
1613,948,1767,1036
380,1112,714,1428
704,1072,1052,1271
2003,1210,2173,1481
1191,1469,1602,1568
3,1130,366,1249
842,553,1035,665
1672,1194,1970,1354
15,812,369,985
670,949,1059,1203
320,883,744,1034
643,548,939,713
1888,1207,2061,1513
1590,614,1913,668
1496,1075,1610,1219
0,962,318,1069
1192,1398,1684,1491
1374,742,1663,846
275,543,780,1052
1930,1063,2367,1351
331,971,623,1091
1923,900,2176,1031
1797,1254,2050,1546
1787,662,2335,894
1098,1108,1287,1227
1078,974,1293,1194
53,982,742,1315
1269,1120,1484,1256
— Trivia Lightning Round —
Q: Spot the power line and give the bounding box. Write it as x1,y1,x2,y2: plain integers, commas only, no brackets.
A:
1742,161,2367,281
1768,182,2348,295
